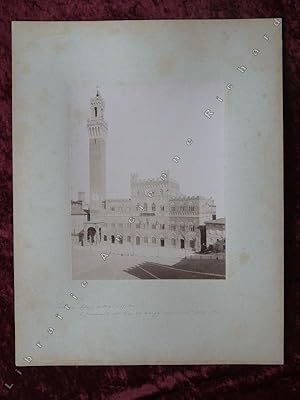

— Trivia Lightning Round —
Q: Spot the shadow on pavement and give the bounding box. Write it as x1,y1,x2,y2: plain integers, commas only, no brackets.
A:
124,257,226,279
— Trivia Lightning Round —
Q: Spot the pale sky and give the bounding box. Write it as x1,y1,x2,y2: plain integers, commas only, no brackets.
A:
62,21,225,217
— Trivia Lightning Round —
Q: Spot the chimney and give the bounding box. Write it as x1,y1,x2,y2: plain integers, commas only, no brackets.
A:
78,192,85,202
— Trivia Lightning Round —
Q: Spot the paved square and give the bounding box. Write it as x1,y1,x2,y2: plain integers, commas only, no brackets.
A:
72,244,225,280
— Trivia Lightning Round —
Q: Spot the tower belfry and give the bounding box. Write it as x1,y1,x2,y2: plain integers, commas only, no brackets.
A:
87,87,108,215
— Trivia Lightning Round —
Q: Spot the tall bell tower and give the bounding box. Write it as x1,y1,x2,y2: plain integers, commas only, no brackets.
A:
87,87,108,214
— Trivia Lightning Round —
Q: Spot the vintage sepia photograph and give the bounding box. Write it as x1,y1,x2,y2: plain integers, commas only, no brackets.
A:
71,82,225,280
13,20,283,366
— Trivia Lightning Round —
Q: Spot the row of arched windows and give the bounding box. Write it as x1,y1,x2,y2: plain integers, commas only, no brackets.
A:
135,189,165,196
107,203,169,213
103,235,165,246
89,126,101,136
107,203,198,214
102,235,196,248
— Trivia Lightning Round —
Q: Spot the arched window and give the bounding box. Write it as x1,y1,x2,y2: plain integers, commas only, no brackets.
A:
116,235,123,244
136,236,140,245
94,107,97,117
189,202,195,212
170,202,175,212
151,203,156,211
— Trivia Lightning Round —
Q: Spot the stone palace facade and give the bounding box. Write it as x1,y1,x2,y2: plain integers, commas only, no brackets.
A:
71,89,223,252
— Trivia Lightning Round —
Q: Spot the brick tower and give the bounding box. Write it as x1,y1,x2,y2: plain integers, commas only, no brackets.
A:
87,87,108,216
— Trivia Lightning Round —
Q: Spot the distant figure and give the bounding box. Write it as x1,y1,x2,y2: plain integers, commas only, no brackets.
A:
79,231,84,246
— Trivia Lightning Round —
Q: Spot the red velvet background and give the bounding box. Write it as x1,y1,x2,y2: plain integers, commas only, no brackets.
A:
0,1,299,399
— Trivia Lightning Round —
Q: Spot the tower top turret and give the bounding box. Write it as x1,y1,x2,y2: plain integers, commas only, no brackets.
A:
87,87,108,138
90,86,105,114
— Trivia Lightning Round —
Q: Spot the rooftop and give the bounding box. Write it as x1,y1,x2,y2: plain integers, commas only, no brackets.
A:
205,218,225,225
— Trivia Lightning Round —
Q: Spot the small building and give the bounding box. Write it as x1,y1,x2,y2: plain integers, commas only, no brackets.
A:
205,218,226,251
71,194,89,242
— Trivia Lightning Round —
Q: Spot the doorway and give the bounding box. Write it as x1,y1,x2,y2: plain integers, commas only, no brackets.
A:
87,227,96,243
180,239,185,249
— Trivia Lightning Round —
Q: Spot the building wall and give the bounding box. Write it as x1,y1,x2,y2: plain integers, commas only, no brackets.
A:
72,214,87,235
75,92,219,251
130,171,180,199
82,181,216,251
206,222,225,247
88,90,108,215
89,137,106,212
